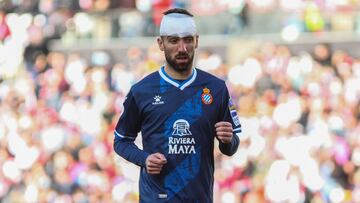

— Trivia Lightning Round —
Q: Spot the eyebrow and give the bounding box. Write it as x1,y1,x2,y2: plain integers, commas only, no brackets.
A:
166,35,194,39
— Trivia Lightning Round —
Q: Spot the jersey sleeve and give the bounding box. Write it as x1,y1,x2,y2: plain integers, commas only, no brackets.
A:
113,89,149,167
217,83,241,156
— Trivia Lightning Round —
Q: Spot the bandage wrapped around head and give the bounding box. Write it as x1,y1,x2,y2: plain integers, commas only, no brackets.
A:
159,13,197,37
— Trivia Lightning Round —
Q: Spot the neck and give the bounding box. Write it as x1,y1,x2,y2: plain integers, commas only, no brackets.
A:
164,64,193,80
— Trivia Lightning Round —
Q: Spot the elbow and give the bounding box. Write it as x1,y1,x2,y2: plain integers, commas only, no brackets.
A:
113,137,124,156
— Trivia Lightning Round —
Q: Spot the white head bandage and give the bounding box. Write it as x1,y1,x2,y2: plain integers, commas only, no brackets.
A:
159,13,197,37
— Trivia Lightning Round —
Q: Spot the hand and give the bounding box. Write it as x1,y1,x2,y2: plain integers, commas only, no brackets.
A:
145,153,167,174
215,121,233,144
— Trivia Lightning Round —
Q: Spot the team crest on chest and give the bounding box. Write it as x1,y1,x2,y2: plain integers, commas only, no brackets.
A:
201,88,213,105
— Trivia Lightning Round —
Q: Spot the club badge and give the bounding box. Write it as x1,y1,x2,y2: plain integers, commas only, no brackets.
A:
201,88,213,105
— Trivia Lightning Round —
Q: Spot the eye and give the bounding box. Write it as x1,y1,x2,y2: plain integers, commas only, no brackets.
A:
168,37,179,44
183,37,194,43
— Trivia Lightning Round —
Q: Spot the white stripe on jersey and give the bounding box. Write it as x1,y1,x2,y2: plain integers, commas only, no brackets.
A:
114,130,136,140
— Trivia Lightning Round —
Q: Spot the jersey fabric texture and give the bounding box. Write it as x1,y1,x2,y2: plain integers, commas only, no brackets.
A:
114,67,241,203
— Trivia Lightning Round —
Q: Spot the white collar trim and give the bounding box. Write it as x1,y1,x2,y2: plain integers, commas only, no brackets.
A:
159,67,197,90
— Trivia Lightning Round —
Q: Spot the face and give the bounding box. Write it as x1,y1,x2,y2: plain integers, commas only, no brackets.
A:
158,35,198,73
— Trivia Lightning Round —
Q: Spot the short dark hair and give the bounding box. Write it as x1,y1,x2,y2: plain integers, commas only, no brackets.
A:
163,8,194,17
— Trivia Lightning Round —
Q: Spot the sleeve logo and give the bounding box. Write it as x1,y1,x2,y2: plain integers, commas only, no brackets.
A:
201,88,213,105
229,98,240,126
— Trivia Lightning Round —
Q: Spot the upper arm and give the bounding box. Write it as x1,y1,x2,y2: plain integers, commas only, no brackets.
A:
114,89,142,141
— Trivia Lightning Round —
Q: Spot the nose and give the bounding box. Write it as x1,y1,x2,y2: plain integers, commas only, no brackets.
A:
178,40,187,52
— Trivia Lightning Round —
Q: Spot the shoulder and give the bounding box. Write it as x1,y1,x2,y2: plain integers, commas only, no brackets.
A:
195,68,226,86
131,71,159,92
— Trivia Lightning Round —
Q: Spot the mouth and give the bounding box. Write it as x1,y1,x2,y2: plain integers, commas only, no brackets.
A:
175,55,189,63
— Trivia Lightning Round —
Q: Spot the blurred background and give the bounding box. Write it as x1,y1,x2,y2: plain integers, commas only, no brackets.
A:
0,0,360,202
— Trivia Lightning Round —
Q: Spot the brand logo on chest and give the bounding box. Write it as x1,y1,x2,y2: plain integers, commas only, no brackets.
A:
152,95,164,105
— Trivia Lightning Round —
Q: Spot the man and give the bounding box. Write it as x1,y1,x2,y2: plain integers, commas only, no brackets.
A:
113,8,241,203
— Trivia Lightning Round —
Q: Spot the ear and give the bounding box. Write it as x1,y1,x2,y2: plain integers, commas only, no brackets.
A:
157,37,164,51
195,35,199,49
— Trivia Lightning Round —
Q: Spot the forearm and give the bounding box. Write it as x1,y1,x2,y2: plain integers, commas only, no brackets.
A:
113,138,149,167
219,133,239,156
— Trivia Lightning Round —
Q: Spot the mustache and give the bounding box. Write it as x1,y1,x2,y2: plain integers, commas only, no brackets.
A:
175,53,189,58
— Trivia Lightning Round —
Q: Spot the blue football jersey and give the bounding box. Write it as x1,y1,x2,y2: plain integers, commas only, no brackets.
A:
114,67,241,203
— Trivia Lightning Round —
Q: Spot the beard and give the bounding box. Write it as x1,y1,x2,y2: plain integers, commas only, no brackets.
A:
165,51,194,73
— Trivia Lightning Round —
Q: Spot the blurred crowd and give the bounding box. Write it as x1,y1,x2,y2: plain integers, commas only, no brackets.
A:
211,42,360,203
1,0,359,45
1,26,360,202
0,1,360,203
